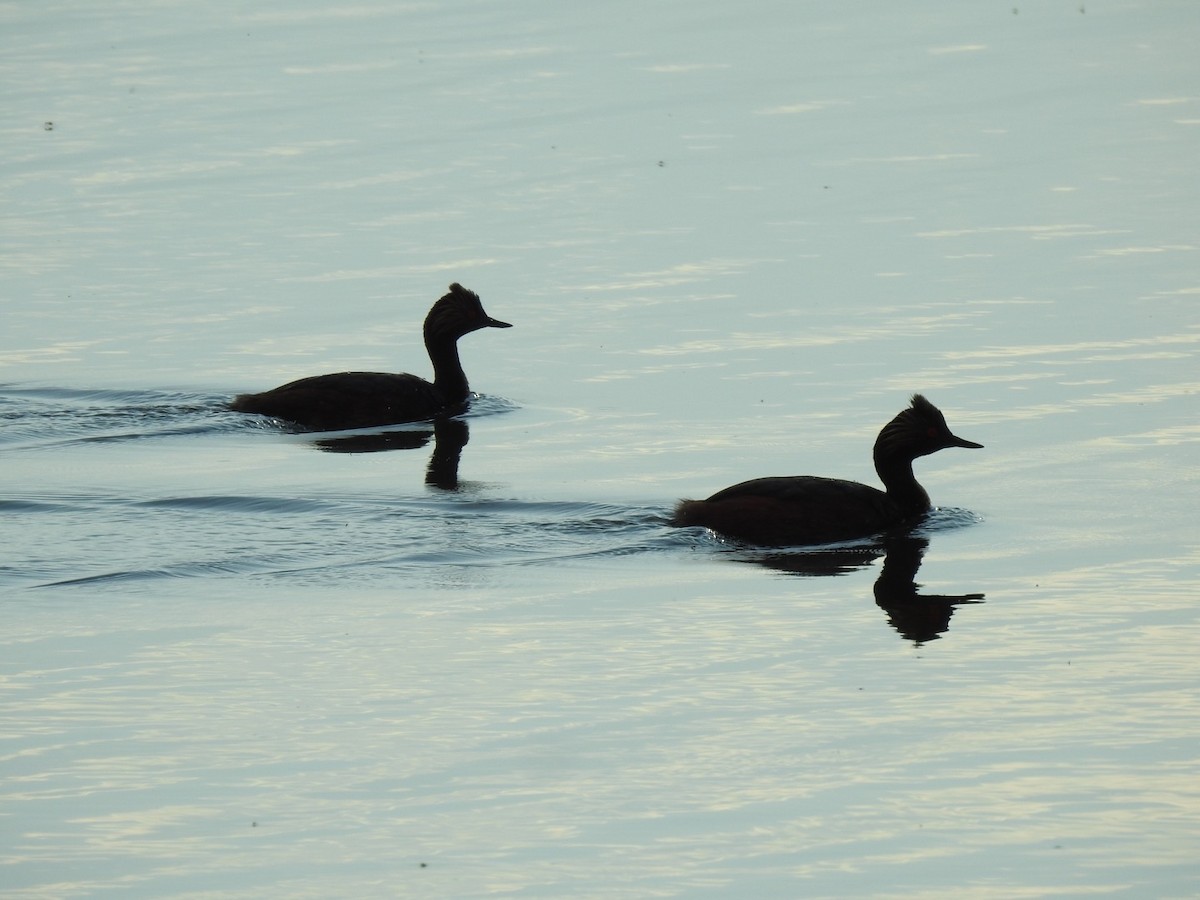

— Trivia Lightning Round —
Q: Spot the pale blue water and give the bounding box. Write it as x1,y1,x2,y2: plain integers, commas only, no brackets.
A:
3,1,1198,897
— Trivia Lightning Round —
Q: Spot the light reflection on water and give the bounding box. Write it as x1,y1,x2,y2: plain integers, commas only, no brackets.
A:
3,0,1199,896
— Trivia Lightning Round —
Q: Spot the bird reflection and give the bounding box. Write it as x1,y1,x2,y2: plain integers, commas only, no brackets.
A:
745,533,983,644
871,534,984,644
313,417,469,490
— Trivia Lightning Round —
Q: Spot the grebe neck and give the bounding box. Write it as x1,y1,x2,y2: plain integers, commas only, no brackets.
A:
874,455,931,515
426,333,469,403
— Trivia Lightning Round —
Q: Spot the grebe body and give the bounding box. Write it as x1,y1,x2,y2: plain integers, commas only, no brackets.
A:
230,283,510,430
672,395,981,546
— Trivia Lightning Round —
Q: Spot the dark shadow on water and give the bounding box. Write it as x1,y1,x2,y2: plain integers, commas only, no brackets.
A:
313,417,469,490
734,530,984,645
871,534,985,645
260,392,515,489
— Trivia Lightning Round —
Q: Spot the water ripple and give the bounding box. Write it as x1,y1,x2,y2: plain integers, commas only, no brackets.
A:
0,385,519,450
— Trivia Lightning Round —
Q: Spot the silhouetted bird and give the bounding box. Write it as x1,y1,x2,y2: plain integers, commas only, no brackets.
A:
230,283,510,431
672,394,982,545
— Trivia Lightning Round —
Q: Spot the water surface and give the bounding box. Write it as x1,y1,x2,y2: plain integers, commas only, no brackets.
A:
2,1,1198,897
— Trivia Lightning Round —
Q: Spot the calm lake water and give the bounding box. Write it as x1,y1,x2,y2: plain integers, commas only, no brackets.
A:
3,1,1198,897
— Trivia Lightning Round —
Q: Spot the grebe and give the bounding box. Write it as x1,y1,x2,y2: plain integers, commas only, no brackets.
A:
230,283,510,430
672,394,981,546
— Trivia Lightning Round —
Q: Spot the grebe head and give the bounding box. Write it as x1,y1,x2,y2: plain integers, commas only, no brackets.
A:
875,394,983,464
424,283,512,342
